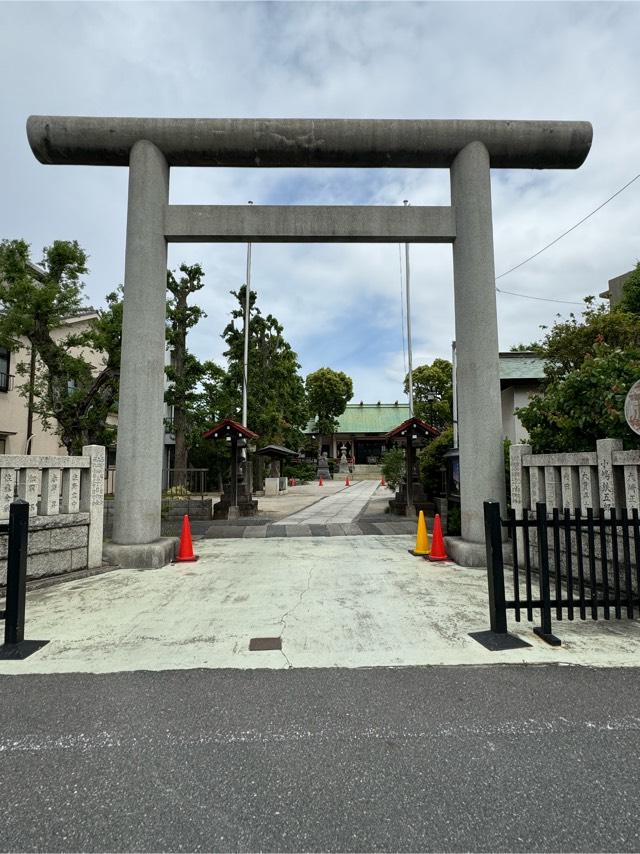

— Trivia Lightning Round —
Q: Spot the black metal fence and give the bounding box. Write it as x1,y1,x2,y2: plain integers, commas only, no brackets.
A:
483,499,640,646
0,500,30,647
105,467,209,498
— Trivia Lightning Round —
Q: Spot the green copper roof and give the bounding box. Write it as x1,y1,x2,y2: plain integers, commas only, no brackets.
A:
305,403,411,435
499,352,546,381
305,353,546,436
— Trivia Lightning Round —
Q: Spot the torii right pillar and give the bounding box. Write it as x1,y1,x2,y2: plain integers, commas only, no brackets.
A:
451,141,505,548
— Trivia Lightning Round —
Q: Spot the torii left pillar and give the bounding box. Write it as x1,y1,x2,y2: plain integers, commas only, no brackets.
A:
110,140,176,566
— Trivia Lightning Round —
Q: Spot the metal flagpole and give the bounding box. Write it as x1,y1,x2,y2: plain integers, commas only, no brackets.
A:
404,200,414,418
241,201,253,428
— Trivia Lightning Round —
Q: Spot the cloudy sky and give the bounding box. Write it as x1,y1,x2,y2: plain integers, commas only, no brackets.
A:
1,1,639,402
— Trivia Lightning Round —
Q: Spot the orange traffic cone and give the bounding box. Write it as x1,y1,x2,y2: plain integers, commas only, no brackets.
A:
175,514,198,562
345,476,350,487
381,476,386,487
319,476,324,486
427,514,448,562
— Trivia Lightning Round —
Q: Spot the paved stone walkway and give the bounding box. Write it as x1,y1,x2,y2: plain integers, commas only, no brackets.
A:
272,479,379,525
201,481,417,539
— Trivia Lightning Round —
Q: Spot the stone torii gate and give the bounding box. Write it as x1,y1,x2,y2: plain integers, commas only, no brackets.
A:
27,116,592,566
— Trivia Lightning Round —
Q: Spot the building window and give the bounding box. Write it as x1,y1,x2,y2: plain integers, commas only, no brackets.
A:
0,348,12,393
0,438,5,454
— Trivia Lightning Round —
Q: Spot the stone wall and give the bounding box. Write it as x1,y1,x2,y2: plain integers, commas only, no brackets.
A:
0,445,104,584
0,513,90,584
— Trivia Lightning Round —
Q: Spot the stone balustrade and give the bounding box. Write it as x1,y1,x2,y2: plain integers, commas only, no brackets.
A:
0,445,104,583
510,439,638,514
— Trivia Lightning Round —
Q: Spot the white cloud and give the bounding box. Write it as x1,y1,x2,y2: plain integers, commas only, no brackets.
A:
1,0,639,402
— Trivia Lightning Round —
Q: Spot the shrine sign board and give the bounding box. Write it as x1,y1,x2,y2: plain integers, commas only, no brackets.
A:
625,380,640,436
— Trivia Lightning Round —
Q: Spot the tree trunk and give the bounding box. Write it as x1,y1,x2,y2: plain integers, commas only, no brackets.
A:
172,293,188,486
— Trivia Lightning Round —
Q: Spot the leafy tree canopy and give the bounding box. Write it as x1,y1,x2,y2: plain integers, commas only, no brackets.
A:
0,239,121,454
518,344,640,452
221,286,308,448
510,342,545,353
419,426,454,497
405,358,453,430
619,261,640,315
534,297,640,384
516,295,640,452
305,367,353,439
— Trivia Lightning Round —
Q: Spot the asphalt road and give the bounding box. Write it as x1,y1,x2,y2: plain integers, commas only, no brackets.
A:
2,665,640,852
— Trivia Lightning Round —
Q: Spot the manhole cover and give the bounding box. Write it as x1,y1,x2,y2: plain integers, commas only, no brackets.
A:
249,637,282,651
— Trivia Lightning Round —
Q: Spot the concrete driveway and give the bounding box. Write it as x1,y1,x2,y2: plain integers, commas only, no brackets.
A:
3,535,640,674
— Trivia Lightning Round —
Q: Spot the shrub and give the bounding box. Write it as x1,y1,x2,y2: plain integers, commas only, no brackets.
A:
420,427,454,498
282,462,317,483
381,447,405,492
163,485,191,498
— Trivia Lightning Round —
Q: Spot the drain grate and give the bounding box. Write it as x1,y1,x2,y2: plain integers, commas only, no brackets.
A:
249,637,282,651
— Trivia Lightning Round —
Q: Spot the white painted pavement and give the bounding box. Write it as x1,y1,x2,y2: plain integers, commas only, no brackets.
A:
272,479,380,526
3,535,640,675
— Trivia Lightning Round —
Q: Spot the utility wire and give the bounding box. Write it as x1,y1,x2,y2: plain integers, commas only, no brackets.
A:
494,171,640,305
496,287,584,306
496,172,640,280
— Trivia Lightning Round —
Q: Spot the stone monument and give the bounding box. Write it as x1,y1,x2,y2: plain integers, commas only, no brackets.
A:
317,452,332,482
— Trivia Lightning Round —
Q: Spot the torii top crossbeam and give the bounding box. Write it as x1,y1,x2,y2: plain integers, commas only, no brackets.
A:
27,116,592,169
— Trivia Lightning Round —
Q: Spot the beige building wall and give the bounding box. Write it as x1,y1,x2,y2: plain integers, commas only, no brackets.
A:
0,312,106,456
501,383,539,444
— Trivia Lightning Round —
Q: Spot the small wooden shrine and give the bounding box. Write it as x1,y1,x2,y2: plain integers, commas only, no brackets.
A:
203,418,259,519
386,416,439,517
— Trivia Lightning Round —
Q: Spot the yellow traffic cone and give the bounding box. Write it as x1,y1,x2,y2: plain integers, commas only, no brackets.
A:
409,510,430,556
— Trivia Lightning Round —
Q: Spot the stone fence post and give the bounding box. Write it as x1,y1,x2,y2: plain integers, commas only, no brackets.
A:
82,445,105,568
510,444,531,559
596,438,624,511
509,444,532,518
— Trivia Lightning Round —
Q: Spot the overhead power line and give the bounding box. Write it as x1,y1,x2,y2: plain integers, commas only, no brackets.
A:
494,171,640,305
496,287,584,306
496,172,640,280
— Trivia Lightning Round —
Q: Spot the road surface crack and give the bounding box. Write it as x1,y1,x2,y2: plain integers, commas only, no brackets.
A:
278,565,314,668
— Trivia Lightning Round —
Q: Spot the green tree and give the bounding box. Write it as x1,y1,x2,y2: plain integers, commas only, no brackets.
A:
165,263,206,480
221,285,308,449
0,239,121,454
534,297,640,383
516,297,640,452
181,360,231,492
405,358,453,430
619,261,640,315
305,367,353,452
518,345,640,452
510,342,545,353
419,426,454,497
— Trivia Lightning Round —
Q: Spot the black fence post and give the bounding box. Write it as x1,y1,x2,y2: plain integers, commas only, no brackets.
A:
469,501,531,651
533,501,561,646
4,499,29,646
484,500,507,633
